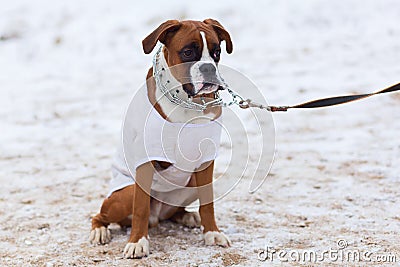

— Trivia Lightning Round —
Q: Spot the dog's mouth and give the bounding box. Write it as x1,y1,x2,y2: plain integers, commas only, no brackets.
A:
193,82,225,96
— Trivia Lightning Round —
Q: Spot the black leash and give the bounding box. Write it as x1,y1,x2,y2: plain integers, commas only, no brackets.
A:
238,82,400,112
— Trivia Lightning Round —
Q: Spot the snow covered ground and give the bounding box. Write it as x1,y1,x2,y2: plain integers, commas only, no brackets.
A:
1,0,399,266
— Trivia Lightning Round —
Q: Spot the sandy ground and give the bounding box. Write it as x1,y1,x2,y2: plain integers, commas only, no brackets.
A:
1,0,399,266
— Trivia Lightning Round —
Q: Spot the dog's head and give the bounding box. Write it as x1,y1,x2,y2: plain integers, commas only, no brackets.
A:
142,19,233,97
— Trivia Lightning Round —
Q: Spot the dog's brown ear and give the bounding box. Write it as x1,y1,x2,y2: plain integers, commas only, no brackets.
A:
203,19,233,54
142,20,182,54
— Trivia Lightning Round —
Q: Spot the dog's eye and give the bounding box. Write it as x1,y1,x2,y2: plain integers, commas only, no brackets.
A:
182,49,194,59
213,49,221,60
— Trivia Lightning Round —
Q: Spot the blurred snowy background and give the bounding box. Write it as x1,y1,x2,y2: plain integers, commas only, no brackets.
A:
1,0,399,266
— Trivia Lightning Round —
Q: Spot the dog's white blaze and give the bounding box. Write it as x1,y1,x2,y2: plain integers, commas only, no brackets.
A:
190,31,220,94
200,31,215,62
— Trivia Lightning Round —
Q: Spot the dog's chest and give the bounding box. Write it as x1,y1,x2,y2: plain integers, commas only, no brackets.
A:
149,124,219,192
154,122,220,170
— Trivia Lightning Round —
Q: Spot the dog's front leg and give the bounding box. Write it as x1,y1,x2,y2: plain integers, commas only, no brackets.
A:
123,162,154,259
195,161,231,247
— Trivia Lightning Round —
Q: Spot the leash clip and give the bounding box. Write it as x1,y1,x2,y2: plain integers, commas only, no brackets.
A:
238,99,250,109
238,99,268,110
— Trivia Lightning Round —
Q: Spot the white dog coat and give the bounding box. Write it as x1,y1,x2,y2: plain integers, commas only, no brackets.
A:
108,86,222,197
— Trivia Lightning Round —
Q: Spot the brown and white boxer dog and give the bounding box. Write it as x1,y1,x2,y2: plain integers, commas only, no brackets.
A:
90,19,233,259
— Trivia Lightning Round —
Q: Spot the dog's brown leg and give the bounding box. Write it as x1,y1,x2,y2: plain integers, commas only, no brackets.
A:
123,161,154,259
90,185,134,245
195,161,231,247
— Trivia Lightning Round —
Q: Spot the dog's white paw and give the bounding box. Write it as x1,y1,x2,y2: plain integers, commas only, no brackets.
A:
204,231,231,247
179,212,201,228
89,226,111,245
123,236,149,259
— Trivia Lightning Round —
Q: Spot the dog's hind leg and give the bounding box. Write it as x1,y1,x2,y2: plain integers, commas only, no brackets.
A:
90,185,134,245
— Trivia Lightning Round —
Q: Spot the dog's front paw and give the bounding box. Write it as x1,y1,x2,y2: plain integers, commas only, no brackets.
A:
123,237,149,259
89,226,111,245
204,231,231,247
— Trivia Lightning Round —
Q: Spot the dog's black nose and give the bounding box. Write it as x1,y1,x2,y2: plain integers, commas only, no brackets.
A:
199,63,216,75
